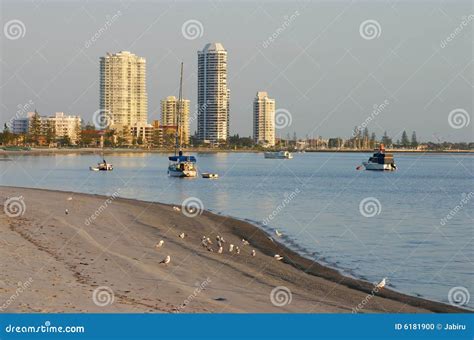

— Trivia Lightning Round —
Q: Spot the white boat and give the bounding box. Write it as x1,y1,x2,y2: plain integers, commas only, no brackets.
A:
167,62,197,178
90,161,113,171
362,144,396,171
264,151,293,159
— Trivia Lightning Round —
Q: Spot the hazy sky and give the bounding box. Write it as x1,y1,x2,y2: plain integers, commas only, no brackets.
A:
1,0,472,142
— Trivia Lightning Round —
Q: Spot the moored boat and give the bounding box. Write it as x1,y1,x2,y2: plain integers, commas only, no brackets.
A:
264,151,293,159
167,62,197,178
202,172,219,179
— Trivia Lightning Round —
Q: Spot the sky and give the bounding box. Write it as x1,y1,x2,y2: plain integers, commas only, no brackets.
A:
1,0,472,142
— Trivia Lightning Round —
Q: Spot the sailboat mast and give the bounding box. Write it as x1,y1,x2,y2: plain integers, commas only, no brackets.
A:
175,62,183,153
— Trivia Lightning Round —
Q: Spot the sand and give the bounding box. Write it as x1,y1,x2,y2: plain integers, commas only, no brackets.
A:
0,186,465,313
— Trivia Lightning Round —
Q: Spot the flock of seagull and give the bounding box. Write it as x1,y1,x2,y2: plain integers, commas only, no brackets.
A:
154,207,288,266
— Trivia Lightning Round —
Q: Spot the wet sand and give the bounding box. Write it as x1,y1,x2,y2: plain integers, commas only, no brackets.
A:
0,186,465,313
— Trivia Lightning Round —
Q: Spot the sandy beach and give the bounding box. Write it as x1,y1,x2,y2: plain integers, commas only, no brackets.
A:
0,186,465,313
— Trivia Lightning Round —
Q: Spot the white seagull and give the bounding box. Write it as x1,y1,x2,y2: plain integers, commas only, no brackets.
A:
376,277,388,289
229,244,234,252
178,233,186,239
235,246,240,254
173,206,181,211
67,197,73,201
218,246,223,254
251,249,256,257
160,255,171,264
275,230,283,237
242,239,249,246
65,209,69,215
274,254,284,261
206,237,213,245
155,240,164,248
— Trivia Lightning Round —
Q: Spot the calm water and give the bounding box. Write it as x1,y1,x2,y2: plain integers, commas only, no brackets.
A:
1,152,473,308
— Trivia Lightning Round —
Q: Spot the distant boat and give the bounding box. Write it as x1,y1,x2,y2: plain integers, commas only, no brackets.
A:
90,159,113,171
362,144,396,171
167,62,197,178
202,172,218,179
264,151,293,159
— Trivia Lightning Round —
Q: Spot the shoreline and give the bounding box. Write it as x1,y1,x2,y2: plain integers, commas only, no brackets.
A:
1,147,473,156
1,186,469,313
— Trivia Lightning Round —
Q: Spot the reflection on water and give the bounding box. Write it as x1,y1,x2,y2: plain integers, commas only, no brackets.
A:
1,151,473,308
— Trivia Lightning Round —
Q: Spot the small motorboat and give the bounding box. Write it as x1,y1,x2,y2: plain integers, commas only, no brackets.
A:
202,173,219,179
90,159,113,171
264,151,293,159
362,144,396,171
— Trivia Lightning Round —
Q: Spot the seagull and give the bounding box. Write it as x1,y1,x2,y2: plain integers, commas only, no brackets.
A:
216,235,221,242
207,246,214,252
217,240,222,247
218,246,223,254
242,239,249,246
220,237,226,243
275,230,283,237
67,197,73,201
155,240,164,248
173,206,181,211
159,255,171,264
206,237,213,245
229,244,234,252
376,277,388,289
65,209,69,215
251,249,256,257
178,233,186,239
235,246,240,254
201,239,208,247
274,254,284,261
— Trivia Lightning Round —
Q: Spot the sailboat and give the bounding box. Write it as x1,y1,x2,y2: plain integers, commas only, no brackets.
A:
167,62,197,178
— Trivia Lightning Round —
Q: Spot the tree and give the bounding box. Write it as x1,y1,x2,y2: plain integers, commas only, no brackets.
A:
29,110,42,145
401,130,410,147
1,123,13,145
411,131,418,148
370,132,377,149
45,121,56,144
381,131,392,147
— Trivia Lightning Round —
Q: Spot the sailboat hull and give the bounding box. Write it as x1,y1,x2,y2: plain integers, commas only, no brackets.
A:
168,168,197,177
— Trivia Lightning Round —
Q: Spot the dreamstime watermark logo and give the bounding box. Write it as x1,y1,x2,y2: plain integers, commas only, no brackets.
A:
0,277,34,311
440,14,474,49
175,277,211,313
262,10,300,48
181,197,204,217
92,109,112,129
275,108,293,129
448,286,470,307
84,10,122,48
84,189,121,226
270,286,292,307
353,100,390,137
92,286,115,307
3,196,26,218
359,19,381,40
440,192,473,226
3,19,26,40
181,19,203,40
263,188,300,226
448,108,470,129
359,197,381,217
6,100,35,129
